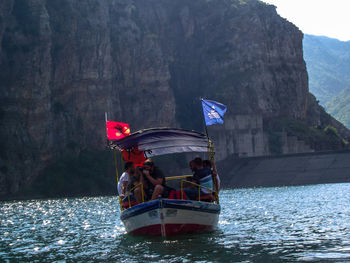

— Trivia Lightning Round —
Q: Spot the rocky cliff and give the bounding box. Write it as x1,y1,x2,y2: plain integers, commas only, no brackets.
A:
0,0,348,198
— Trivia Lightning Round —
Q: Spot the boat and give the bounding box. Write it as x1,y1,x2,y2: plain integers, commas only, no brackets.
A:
108,127,221,237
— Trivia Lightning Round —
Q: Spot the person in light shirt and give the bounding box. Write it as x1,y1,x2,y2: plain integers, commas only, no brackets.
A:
117,162,134,197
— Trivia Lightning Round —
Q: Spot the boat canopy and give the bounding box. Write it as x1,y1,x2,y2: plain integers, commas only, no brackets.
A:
108,128,210,157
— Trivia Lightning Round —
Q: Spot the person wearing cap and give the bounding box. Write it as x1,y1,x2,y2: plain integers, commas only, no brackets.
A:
141,159,170,200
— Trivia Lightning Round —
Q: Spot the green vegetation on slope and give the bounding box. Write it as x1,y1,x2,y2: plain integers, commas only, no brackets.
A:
326,86,350,128
303,34,350,105
265,118,348,154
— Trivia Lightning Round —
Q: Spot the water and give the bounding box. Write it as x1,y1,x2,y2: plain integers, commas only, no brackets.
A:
1,183,350,262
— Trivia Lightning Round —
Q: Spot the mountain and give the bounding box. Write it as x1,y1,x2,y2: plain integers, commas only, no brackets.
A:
0,0,349,199
303,34,350,105
326,86,350,128
303,34,350,129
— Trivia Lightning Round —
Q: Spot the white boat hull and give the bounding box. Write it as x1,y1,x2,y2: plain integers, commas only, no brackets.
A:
120,199,220,236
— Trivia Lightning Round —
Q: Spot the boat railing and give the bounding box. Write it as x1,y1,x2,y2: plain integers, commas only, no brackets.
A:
165,175,193,181
122,175,218,211
165,175,218,203
125,183,145,209
180,179,217,203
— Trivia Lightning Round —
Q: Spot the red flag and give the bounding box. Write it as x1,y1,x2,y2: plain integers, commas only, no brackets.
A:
106,121,130,140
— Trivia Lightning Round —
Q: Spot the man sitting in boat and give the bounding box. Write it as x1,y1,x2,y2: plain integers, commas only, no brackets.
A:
192,158,213,193
189,160,195,173
141,159,172,200
125,167,143,203
118,162,134,198
184,157,214,200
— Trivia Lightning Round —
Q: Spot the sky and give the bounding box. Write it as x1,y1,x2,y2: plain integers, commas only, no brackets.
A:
262,0,350,41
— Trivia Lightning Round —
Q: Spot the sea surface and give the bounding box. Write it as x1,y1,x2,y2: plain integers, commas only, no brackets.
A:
1,183,350,262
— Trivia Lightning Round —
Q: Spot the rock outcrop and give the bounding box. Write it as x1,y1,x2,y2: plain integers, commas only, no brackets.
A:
0,0,348,198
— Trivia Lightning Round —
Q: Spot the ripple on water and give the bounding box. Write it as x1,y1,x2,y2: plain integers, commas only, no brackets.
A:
1,183,350,262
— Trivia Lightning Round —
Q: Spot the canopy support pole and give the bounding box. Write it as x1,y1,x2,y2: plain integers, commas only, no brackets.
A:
114,149,123,211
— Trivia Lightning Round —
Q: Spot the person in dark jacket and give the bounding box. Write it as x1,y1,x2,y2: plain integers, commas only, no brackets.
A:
191,157,212,184
183,157,213,199
141,159,172,200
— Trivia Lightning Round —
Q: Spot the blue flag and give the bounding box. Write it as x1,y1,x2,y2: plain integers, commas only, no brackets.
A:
201,99,227,126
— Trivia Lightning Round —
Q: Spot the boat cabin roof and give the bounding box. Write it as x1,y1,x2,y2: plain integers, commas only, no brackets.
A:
108,127,210,157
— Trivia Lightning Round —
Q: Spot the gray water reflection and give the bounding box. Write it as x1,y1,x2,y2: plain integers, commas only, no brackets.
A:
1,183,350,262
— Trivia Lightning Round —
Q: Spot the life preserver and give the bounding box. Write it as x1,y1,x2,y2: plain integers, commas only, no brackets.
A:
122,146,146,167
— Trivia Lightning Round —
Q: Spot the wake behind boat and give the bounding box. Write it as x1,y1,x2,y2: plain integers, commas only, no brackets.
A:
107,128,221,237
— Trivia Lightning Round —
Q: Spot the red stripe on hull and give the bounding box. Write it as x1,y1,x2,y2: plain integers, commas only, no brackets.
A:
130,224,215,236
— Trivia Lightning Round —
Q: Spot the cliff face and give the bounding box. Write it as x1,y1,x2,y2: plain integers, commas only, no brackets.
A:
0,0,346,197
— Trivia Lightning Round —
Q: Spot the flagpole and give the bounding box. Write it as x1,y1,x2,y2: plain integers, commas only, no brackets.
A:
105,112,123,210
105,112,108,141
200,98,210,139
204,121,209,139
200,98,220,204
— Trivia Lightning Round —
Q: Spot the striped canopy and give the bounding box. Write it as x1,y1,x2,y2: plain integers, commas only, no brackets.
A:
108,128,210,157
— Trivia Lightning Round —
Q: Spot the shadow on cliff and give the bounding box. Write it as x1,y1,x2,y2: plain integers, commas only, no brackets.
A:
10,150,193,200
15,150,117,199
